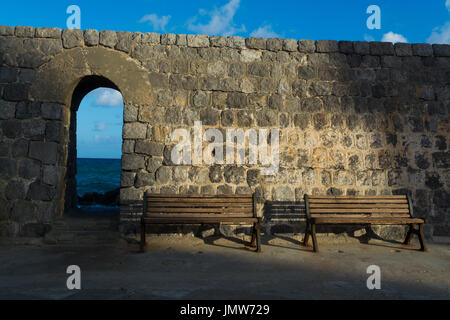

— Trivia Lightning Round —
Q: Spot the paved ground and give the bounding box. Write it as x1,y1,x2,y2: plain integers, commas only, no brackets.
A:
0,235,448,300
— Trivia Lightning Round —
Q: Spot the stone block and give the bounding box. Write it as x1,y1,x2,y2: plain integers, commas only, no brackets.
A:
316,40,338,52
394,43,412,56
245,37,266,50
35,27,61,38
84,29,99,46
369,42,394,55
99,30,118,48
122,154,145,170
433,44,450,57
298,40,315,53
187,34,209,48
412,43,433,56
62,29,84,48
266,38,282,51
15,26,34,37
29,141,58,164
0,25,15,36
282,39,298,52
135,141,164,156
0,100,16,119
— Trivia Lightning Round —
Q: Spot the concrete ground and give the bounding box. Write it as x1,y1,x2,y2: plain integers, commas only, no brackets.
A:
0,235,448,300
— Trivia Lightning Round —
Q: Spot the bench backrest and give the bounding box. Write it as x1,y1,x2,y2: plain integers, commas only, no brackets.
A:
304,195,413,219
143,193,255,218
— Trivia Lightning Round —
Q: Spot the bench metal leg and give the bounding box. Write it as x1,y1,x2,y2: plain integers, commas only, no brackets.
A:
250,222,257,247
403,223,415,245
311,223,319,252
303,222,311,247
140,220,146,252
418,223,427,252
255,219,261,253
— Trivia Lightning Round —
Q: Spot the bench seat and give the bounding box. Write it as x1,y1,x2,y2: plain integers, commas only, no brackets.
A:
303,195,427,252
312,217,425,224
141,193,261,252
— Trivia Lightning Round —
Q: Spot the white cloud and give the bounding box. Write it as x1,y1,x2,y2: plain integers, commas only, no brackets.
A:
427,21,450,44
94,122,107,132
188,0,246,36
382,32,408,43
93,88,123,107
250,25,280,38
426,1,450,44
139,14,171,32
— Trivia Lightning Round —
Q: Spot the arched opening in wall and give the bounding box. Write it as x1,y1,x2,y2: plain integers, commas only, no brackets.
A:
65,76,123,218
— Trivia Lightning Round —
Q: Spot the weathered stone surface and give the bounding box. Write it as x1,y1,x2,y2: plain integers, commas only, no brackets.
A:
41,103,61,120
135,141,164,156
412,43,433,57
84,29,99,46
35,27,61,39
394,43,412,56
15,26,34,37
316,40,338,53
266,38,283,51
99,30,118,48
433,44,450,56
0,100,16,119
246,37,266,50
116,31,132,53
28,141,57,164
123,122,147,139
298,40,315,53
187,35,209,48
156,166,172,184
370,42,394,55
122,154,145,170
0,25,15,36
62,29,84,48
27,182,55,201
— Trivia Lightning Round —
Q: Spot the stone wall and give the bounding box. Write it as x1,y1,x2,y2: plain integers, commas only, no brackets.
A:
0,25,448,239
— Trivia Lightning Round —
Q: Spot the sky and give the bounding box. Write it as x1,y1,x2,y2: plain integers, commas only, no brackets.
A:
1,0,449,158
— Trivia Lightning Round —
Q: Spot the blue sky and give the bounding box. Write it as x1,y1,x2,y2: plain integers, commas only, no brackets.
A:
2,0,449,158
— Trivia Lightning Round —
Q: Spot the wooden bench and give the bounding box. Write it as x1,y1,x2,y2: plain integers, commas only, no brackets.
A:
303,195,427,252
141,193,261,252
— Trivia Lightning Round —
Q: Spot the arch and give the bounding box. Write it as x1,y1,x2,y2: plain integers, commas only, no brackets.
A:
29,47,152,213
30,46,153,106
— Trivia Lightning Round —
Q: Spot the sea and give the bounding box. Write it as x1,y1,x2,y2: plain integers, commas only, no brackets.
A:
76,158,121,197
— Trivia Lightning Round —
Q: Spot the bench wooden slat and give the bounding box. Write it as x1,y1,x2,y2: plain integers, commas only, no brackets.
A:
308,199,408,204
146,207,253,213
147,202,253,208
309,203,409,209
303,194,427,252
310,213,411,218
313,217,424,224
143,217,258,223
308,195,407,199
309,208,410,213
147,198,252,204
145,213,254,218
141,193,261,253
147,194,252,198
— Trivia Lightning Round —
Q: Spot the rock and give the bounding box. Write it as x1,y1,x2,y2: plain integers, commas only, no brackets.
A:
78,187,120,206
